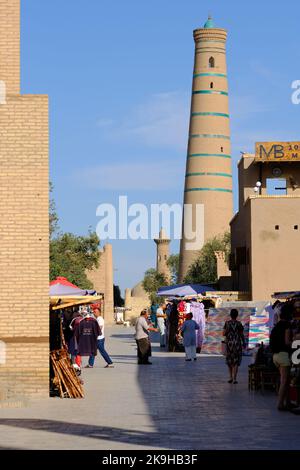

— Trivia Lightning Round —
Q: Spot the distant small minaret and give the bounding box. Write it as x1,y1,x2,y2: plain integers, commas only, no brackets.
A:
154,228,171,281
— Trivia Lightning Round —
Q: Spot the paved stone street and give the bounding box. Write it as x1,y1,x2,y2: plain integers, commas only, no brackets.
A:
0,326,299,450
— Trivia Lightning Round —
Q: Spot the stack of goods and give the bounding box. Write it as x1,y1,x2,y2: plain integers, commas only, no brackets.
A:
50,349,84,398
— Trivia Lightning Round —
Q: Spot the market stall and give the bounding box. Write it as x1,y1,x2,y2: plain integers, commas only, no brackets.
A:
248,292,300,404
271,292,300,405
49,277,103,399
157,284,217,352
157,283,271,356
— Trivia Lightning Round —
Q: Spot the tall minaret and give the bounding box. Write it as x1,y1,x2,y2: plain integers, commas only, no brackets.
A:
154,228,171,282
179,16,233,281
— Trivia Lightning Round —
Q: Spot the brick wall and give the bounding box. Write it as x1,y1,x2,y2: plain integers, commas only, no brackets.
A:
0,0,49,400
0,0,20,95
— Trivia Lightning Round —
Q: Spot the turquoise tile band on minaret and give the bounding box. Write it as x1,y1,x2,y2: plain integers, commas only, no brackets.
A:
184,188,233,193
192,90,228,96
187,153,231,159
191,112,230,118
189,134,230,140
185,172,232,178
193,73,227,78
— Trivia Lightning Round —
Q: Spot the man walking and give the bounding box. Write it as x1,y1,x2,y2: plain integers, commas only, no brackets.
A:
135,309,158,365
87,307,114,369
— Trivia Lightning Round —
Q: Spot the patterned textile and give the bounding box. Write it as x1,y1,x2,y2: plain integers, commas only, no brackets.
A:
176,311,186,350
224,320,244,366
201,307,269,356
249,310,270,348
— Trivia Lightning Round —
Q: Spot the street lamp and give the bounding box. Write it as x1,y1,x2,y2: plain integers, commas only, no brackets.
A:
254,181,262,195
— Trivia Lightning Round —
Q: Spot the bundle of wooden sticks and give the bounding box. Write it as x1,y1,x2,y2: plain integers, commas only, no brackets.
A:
50,349,84,398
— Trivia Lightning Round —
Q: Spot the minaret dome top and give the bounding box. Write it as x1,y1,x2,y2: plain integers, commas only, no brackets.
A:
204,15,215,29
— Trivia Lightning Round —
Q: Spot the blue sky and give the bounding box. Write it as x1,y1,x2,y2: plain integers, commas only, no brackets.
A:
22,0,300,293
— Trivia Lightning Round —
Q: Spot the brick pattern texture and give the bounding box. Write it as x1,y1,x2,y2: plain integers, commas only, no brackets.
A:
0,0,49,400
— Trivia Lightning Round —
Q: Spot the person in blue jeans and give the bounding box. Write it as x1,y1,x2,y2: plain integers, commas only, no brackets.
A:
86,308,114,369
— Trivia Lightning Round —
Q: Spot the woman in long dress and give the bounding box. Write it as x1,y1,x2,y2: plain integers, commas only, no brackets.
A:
223,309,245,384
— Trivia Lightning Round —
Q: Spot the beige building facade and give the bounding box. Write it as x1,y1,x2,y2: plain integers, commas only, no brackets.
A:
231,153,300,300
179,16,233,281
0,0,49,400
125,284,149,323
86,244,115,325
154,228,171,282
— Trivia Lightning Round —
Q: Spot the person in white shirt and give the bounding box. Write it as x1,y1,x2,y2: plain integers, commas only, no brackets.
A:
135,309,158,364
87,308,114,369
156,303,167,347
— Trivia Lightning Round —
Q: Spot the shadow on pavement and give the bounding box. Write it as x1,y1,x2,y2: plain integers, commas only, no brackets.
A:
2,330,299,450
0,418,176,449
110,334,135,341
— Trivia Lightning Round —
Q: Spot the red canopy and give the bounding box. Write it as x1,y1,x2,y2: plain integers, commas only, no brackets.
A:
50,276,79,289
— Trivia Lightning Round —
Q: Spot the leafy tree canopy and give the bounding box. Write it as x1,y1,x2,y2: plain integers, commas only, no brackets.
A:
49,183,100,289
184,232,230,285
167,254,180,285
142,268,168,304
49,182,59,239
50,231,100,290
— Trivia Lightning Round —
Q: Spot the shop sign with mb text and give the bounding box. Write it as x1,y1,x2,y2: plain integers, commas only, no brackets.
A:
255,142,300,162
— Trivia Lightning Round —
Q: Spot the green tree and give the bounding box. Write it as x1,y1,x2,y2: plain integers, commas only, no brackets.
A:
184,232,230,285
49,182,59,239
50,231,100,289
142,268,168,304
167,254,180,285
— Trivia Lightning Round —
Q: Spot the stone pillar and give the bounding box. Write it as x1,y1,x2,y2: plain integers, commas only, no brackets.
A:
86,243,115,325
124,288,132,322
215,251,230,278
215,251,232,290
103,244,114,325
125,288,132,308
154,228,171,282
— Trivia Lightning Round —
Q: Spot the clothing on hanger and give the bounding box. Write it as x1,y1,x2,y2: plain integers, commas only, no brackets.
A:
191,301,206,349
75,315,100,356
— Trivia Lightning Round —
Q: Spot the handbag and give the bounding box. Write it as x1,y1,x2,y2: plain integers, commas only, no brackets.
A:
221,341,227,356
